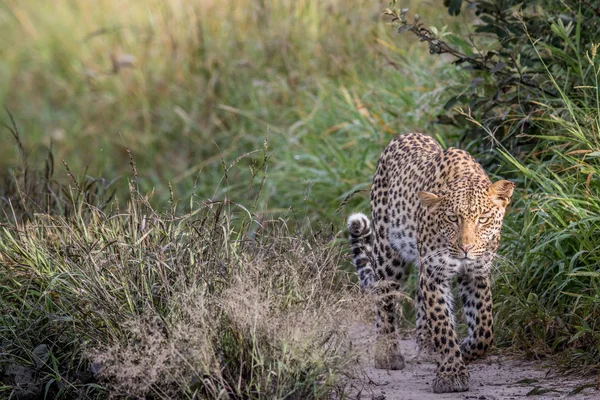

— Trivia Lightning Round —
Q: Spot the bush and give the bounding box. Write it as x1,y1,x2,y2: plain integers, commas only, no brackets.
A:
493,44,600,369
392,0,600,156
0,165,359,398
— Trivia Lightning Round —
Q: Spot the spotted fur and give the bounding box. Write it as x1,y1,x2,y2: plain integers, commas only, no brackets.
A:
348,133,514,393
347,213,376,290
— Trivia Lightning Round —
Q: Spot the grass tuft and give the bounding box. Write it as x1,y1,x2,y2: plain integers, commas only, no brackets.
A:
0,165,362,398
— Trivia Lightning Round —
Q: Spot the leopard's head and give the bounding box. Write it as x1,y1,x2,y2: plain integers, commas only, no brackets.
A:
417,180,514,262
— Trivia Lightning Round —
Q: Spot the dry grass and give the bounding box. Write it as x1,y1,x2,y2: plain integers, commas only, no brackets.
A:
0,157,365,398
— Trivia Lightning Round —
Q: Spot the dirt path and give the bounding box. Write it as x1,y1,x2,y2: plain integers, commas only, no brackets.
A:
348,325,598,400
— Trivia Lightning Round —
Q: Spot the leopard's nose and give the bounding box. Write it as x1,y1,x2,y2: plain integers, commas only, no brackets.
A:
458,244,474,254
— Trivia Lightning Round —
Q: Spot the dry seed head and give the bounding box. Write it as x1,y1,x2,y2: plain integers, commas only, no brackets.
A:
587,43,599,66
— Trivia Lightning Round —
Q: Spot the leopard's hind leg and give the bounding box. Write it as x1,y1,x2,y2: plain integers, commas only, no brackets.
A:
370,160,411,370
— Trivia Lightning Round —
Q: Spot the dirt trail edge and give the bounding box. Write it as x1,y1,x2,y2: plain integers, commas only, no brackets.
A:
348,324,598,400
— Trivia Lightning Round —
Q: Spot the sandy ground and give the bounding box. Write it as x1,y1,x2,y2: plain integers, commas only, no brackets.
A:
347,325,599,400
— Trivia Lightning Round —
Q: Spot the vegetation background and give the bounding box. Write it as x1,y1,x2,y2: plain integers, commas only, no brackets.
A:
0,0,598,398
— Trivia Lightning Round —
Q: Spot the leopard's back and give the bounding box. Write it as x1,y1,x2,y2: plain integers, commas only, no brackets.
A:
370,133,443,263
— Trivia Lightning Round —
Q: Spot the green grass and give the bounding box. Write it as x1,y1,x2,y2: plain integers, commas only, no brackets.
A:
492,43,600,370
0,0,470,216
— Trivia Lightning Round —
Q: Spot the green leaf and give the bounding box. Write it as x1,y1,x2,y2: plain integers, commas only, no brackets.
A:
567,271,600,277
568,384,597,396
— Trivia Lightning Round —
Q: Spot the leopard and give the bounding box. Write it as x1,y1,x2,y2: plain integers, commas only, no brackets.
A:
347,133,514,393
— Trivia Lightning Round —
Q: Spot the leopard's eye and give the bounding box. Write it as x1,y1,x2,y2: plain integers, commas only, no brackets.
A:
479,216,491,224
447,215,458,223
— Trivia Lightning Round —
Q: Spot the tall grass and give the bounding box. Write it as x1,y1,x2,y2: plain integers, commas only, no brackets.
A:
0,0,469,214
480,40,600,371
0,165,361,398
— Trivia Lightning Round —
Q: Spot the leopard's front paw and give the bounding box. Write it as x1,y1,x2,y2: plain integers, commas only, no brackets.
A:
374,336,405,370
432,369,469,393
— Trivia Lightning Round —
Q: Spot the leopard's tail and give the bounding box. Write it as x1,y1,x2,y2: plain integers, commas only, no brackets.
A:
347,213,376,291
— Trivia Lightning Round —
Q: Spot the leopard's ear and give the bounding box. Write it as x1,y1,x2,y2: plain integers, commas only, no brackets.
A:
417,191,443,208
489,180,515,208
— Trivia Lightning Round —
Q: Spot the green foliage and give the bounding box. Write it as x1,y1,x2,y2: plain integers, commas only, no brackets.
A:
0,110,115,223
493,45,600,369
444,0,464,16
396,0,600,157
